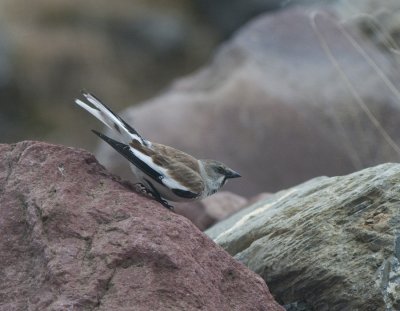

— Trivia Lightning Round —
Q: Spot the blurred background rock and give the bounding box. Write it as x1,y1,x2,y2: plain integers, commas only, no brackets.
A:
1,0,400,197
0,0,218,146
0,0,338,147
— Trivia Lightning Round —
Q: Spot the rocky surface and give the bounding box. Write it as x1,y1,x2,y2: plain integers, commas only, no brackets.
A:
335,0,400,47
0,141,283,311
175,191,248,231
98,7,400,197
206,163,400,310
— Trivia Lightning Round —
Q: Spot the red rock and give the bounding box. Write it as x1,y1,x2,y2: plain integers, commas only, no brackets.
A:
0,141,283,311
173,200,214,231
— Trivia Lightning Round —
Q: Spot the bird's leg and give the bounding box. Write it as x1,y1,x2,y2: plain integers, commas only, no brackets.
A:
143,179,175,211
134,183,152,195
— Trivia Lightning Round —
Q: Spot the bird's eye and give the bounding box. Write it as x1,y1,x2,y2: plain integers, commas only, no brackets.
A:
216,167,225,174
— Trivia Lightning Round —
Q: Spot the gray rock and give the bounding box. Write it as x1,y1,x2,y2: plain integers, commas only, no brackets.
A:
206,163,400,310
334,0,400,48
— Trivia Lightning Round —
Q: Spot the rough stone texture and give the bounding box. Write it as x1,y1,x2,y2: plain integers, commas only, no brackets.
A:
0,141,283,311
98,7,400,197
174,191,248,231
206,163,400,310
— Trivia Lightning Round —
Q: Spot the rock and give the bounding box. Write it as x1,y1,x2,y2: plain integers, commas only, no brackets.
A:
247,192,273,207
206,163,400,310
98,7,400,197
0,141,283,311
172,200,213,232
193,0,335,37
334,0,400,47
202,191,248,221
174,191,248,231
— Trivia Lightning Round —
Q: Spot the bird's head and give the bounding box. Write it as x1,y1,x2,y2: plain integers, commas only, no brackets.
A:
201,159,241,192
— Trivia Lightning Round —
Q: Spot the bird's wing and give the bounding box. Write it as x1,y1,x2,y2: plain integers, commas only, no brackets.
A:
75,91,149,146
151,142,205,195
93,131,202,198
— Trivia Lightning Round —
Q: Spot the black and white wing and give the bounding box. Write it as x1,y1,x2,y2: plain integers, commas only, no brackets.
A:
92,130,200,200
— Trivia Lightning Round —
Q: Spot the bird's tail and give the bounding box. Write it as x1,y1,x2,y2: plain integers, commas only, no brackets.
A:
75,91,148,146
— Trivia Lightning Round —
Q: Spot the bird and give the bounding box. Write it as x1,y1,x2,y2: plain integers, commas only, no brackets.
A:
74,91,241,210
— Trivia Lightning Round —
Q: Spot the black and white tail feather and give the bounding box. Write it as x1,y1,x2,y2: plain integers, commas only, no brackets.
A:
75,92,149,147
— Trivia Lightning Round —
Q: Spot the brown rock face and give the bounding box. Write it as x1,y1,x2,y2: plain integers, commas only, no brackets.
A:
0,141,283,311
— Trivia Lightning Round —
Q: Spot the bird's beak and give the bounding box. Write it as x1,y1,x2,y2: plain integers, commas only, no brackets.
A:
225,169,241,179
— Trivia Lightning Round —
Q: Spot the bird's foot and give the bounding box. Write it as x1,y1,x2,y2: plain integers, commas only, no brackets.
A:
134,183,152,195
136,182,175,211
158,198,175,211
